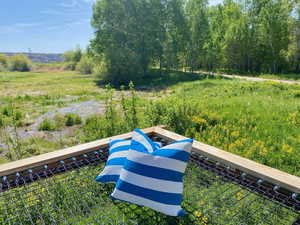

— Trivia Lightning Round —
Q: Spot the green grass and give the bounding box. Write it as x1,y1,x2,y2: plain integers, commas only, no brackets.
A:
0,70,300,224
257,73,300,81
147,79,300,176
1,70,300,175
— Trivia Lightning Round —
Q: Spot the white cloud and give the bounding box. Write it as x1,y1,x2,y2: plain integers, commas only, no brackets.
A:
0,23,41,34
60,0,78,8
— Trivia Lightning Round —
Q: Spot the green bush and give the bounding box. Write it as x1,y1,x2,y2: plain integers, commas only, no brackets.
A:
65,114,82,126
53,114,66,130
64,48,82,63
293,90,300,98
38,119,56,131
9,54,32,72
62,61,77,71
0,54,8,71
2,106,13,117
76,56,94,74
0,116,4,128
13,111,23,121
63,47,82,71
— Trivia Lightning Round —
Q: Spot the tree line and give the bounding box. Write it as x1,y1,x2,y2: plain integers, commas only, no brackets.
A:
89,0,300,84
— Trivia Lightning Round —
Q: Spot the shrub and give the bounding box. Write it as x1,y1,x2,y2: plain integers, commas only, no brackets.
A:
0,64,6,72
64,48,82,63
2,106,13,117
38,119,56,131
0,116,4,128
9,54,32,72
0,54,8,70
53,114,66,130
62,62,77,71
13,111,23,121
293,90,300,98
65,114,82,126
76,56,94,74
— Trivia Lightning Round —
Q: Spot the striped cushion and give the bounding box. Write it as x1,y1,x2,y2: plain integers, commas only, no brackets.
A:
96,130,161,183
96,139,131,183
111,130,193,216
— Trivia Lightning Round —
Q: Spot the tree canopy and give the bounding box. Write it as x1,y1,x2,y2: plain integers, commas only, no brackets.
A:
90,0,300,84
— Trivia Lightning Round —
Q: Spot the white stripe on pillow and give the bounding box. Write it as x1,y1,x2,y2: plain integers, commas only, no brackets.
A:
126,151,187,173
110,140,131,149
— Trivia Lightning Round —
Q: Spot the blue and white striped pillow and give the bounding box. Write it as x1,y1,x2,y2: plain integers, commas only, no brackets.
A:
96,130,161,183
96,139,131,183
111,130,193,216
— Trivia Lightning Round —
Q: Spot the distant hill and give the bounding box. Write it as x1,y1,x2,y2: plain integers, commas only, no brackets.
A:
1,52,64,63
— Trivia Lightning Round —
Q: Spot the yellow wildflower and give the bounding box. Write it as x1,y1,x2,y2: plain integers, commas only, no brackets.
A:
231,131,240,137
194,210,202,217
202,216,208,223
260,147,268,156
199,200,205,206
282,144,293,153
235,192,245,201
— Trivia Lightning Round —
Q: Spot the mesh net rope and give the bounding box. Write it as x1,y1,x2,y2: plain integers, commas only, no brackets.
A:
0,135,299,225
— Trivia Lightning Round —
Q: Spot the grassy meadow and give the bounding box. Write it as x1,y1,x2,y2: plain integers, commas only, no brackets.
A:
0,69,300,224
0,70,300,174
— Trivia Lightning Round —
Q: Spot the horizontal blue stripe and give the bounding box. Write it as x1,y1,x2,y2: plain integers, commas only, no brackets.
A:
124,160,183,182
131,140,149,153
153,149,190,162
115,179,182,205
171,139,193,144
96,175,119,183
109,145,130,154
110,139,130,147
106,157,126,166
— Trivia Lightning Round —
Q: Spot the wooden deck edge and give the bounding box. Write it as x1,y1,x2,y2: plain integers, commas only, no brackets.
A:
1,125,299,194
0,126,160,177
154,127,300,194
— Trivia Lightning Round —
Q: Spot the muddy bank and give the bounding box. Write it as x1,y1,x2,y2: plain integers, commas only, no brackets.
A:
0,100,105,153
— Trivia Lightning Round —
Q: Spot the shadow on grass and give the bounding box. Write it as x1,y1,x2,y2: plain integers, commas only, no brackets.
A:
95,69,224,91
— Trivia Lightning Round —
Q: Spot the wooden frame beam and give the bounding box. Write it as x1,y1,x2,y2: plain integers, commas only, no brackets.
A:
154,127,300,194
0,126,158,177
0,126,299,194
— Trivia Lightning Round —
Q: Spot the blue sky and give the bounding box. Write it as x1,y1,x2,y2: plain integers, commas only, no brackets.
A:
0,0,222,53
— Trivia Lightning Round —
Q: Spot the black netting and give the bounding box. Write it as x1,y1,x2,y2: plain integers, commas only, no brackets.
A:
0,135,299,225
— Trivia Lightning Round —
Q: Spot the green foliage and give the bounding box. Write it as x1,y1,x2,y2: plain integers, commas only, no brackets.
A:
63,47,82,63
63,47,83,71
0,54,8,71
91,0,167,85
65,113,82,126
62,61,77,71
38,118,57,131
0,116,4,128
75,55,94,74
90,0,299,80
2,106,13,117
38,113,82,131
1,70,300,224
293,90,300,98
8,54,32,72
